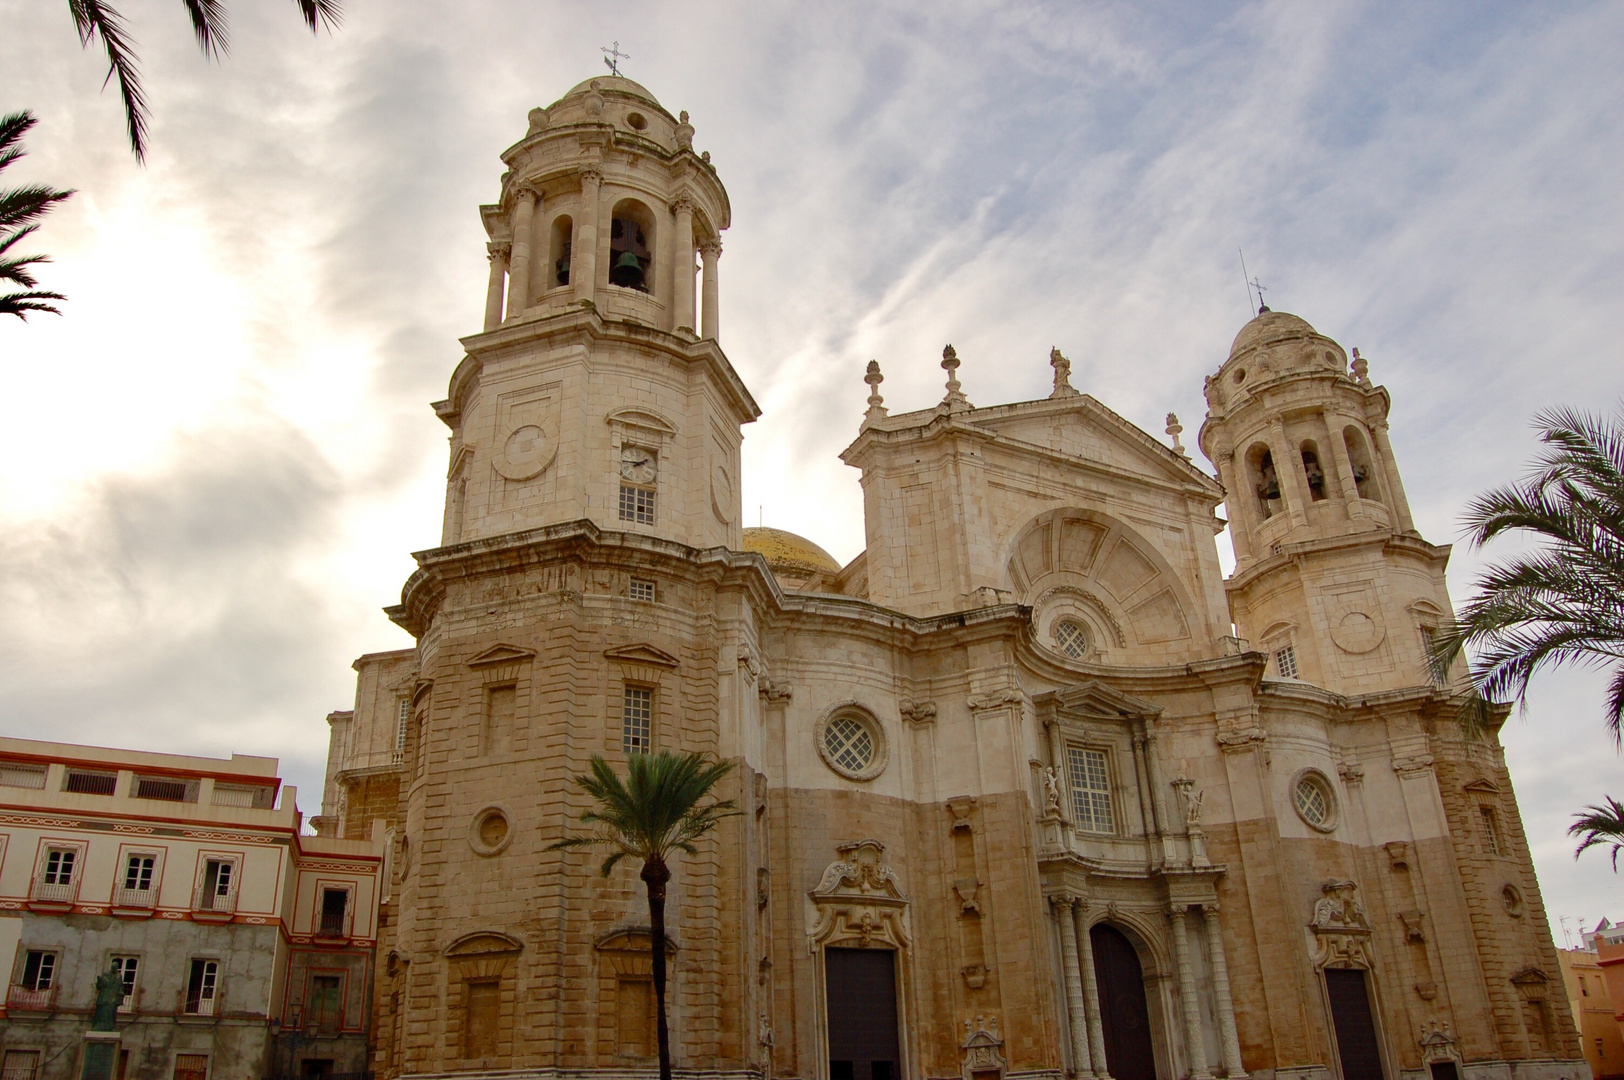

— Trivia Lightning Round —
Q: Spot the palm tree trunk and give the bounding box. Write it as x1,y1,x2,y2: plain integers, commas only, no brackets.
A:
643,858,674,1080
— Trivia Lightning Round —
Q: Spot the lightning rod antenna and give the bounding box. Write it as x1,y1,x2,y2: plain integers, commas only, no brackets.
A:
1239,249,1255,315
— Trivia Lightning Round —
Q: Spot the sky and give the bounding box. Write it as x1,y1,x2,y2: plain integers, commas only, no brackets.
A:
1,1,1620,943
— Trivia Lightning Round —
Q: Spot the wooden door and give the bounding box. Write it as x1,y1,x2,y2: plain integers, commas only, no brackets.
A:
825,948,902,1080
1325,968,1384,1080
1090,924,1156,1080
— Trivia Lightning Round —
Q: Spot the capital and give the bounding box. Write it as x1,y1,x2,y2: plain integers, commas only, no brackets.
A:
486,242,511,261
669,194,695,216
1048,892,1076,913
579,168,604,188
699,239,723,259
1200,901,1221,918
509,185,538,208
1166,903,1190,921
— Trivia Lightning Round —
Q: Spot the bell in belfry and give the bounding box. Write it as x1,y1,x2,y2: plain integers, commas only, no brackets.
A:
611,250,645,289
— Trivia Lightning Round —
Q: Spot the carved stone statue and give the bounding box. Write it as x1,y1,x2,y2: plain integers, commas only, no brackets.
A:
91,962,125,1030
1183,787,1204,827
1040,767,1063,815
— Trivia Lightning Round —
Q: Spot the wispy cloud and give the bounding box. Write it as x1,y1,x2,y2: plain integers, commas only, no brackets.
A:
1,0,1620,931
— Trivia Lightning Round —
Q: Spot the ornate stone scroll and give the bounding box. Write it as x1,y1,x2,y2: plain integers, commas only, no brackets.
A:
1309,879,1374,969
806,839,911,953
960,1015,1007,1080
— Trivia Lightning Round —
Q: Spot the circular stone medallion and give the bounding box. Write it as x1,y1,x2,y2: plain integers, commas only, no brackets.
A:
711,465,735,523
496,424,552,480
1330,611,1385,654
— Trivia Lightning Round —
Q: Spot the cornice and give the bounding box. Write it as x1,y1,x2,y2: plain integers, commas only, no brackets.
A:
1224,529,1451,593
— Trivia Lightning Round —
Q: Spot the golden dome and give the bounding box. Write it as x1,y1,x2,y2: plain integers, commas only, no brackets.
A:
741,527,841,578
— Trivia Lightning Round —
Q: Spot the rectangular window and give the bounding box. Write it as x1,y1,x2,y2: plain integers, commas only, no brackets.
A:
1274,645,1299,679
2,1051,42,1080
622,687,653,755
618,484,656,525
0,762,47,789
210,783,265,808
21,950,56,991
1066,747,1115,835
484,685,516,757
464,979,500,1059
1582,975,1590,996
184,959,219,1015
173,1053,209,1080
198,859,235,911
134,775,191,802
1480,805,1502,855
111,956,139,1008
307,974,343,1034
319,888,348,936
395,698,411,750
64,769,116,795
629,579,657,602
42,848,76,886
123,854,156,891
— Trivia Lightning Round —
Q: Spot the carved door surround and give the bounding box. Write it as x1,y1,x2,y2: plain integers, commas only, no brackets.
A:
807,840,915,1080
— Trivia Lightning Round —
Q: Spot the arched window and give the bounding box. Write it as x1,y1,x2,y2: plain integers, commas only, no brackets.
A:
1343,427,1380,502
609,199,655,293
548,215,573,289
1249,444,1281,518
1300,440,1327,501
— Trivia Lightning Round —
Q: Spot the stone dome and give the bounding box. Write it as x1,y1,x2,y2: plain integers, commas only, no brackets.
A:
559,76,663,108
742,527,842,577
1228,310,1318,360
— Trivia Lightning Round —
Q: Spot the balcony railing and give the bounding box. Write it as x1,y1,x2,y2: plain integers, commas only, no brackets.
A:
183,995,218,1017
6,984,56,1011
318,911,348,937
118,987,140,1014
28,880,76,905
194,888,236,915
113,885,157,909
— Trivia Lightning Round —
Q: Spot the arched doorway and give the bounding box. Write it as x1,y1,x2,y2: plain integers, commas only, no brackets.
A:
1091,924,1155,1080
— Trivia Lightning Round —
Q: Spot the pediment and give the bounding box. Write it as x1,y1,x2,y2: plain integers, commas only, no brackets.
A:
606,407,677,437
1462,778,1503,796
604,643,680,668
1045,680,1162,720
466,643,536,669
444,931,524,957
595,928,678,955
970,394,1218,492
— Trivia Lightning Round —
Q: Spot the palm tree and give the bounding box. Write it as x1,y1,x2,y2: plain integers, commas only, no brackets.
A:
66,0,342,162
1432,404,1624,858
1,112,74,320
548,750,739,1080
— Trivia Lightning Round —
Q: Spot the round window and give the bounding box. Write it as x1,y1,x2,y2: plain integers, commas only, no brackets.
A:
1054,619,1088,659
1292,772,1336,832
626,112,648,130
468,806,513,856
815,705,888,782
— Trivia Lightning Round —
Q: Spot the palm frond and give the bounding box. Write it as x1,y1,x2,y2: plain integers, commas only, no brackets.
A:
0,112,71,319
1571,796,1624,869
0,290,68,319
180,0,230,57
292,0,342,32
547,750,739,876
68,0,151,161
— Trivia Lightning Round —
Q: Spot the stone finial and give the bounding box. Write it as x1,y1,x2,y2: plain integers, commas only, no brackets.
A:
701,150,712,163
941,344,971,412
675,110,695,151
526,107,549,136
1351,347,1370,386
1165,413,1186,456
1049,347,1078,398
863,360,887,423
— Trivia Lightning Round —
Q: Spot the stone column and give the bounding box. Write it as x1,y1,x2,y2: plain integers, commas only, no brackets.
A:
1322,413,1366,520
1168,905,1213,1080
483,243,508,330
1073,907,1111,1080
671,196,696,333
1369,421,1415,533
1213,450,1254,563
700,240,722,341
573,169,603,306
1202,904,1246,1078
504,189,536,320
1267,418,1307,528
1143,721,1176,865
1052,895,1094,1077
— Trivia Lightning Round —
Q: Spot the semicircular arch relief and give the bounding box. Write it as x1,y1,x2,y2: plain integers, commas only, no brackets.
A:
1004,507,1204,664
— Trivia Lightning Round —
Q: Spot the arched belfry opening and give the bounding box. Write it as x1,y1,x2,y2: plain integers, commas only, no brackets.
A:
610,199,654,292
1342,426,1381,502
1248,443,1281,518
1301,440,1327,501
548,215,573,289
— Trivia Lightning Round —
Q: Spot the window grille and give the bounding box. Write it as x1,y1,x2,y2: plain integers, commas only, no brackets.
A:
1066,747,1115,834
2,1049,42,1080
619,485,656,525
823,716,876,774
0,762,46,789
134,776,191,802
396,698,411,750
1480,805,1502,855
1274,645,1299,679
173,1054,209,1080
1053,620,1087,659
210,784,262,808
622,687,653,754
629,579,657,602
64,769,116,795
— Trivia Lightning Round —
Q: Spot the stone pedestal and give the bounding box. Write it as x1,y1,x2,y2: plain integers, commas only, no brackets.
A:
81,1031,121,1080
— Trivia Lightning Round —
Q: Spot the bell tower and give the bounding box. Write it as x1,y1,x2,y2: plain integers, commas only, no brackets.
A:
1198,309,1456,695
436,76,757,552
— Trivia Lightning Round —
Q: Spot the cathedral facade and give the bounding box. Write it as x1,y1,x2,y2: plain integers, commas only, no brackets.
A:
315,76,1583,1080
